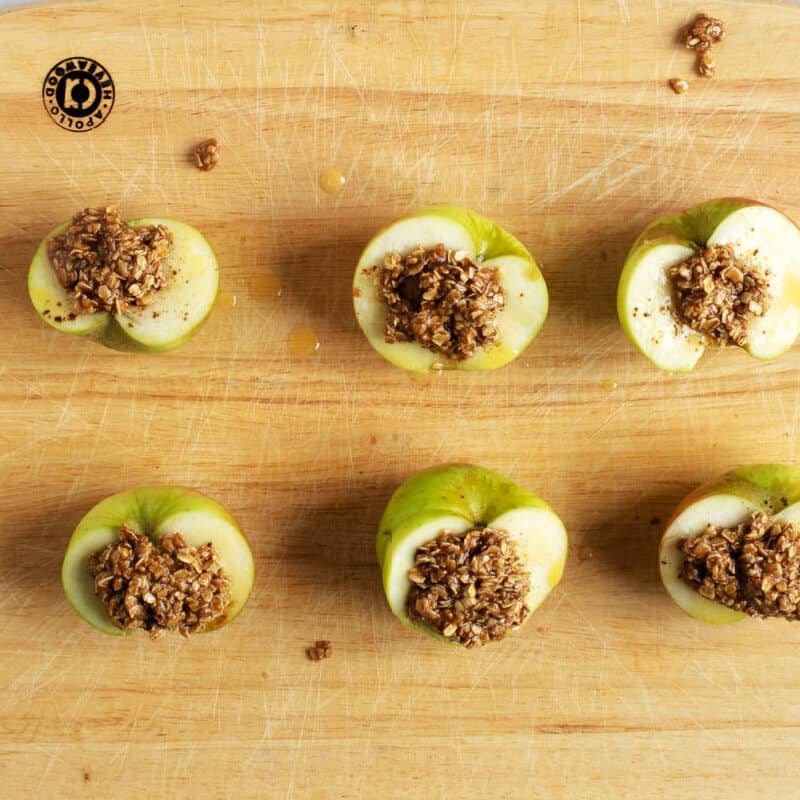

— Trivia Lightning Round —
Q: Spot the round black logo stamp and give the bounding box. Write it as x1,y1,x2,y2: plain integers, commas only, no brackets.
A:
42,57,115,132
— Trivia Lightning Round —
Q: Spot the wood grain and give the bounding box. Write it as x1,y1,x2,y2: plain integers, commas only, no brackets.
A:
2,1,800,797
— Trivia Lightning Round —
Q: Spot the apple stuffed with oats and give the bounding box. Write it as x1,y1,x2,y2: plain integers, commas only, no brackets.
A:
660,465,800,624
353,206,549,372
29,207,219,353
377,464,567,647
618,199,800,371
62,486,254,638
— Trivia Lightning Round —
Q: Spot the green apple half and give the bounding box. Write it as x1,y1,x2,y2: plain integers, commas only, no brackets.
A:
377,464,568,643
62,486,254,635
28,218,219,353
659,465,800,623
353,206,548,372
617,198,800,371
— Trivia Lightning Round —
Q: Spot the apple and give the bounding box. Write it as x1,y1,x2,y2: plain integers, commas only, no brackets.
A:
28,216,218,353
352,206,548,372
376,464,568,645
659,465,800,623
62,486,254,636
617,198,800,371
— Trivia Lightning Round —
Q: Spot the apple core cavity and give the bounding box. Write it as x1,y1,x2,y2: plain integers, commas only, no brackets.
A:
407,526,531,647
47,206,173,316
679,512,800,620
376,244,504,361
669,243,770,347
89,525,232,639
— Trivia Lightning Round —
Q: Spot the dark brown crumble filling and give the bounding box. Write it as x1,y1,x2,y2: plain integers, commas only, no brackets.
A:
669,244,769,347
680,512,800,619
407,527,530,648
378,244,504,361
47,206,173,315
88,525,231,639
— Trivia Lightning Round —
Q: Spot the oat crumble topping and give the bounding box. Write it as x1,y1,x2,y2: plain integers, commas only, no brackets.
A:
306,640,333,661
88,525,231,639
669,244,769,347
194,138,220,171
407,527,530,648
680,512,800,619
47,207,172,315
378,244,504,361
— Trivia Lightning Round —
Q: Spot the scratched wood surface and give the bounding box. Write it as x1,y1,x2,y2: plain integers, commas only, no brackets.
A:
2,1,800,797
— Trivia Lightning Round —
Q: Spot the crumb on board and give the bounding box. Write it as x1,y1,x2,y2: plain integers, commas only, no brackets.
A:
307,640,333,660
193,138,220,171
669,77,688,95
683,13,726,78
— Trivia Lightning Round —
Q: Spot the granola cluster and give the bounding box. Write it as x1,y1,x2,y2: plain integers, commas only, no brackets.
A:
680,512,800,619
306,640,333,661
48,206,172,315
88,525,231,639
407,527,530,648
378,244,504,361
194,138,220,171
669,244,769,347
683,13,726,78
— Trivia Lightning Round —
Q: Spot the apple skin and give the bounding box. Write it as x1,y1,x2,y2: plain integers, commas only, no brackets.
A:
617,198,800,371
353,206,548,373
377,464,568,645
62,486,254,636
659,465,800,623
28,218,219,354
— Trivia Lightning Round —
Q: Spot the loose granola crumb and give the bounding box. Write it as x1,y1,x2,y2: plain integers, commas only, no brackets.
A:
680,512,800,619
669,244,769,347
88,525,231,639
697,48,716,78
683,13,725,78
407,527,530,648
47,207,172,315
377,244,504,361
669,77,689,94
307,640,333,660
194,138,220,171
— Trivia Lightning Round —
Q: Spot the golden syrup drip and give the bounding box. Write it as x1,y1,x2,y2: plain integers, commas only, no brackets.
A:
319,168,347,195
601,380,618,392
577,546,594,562
247,272,282,299
408,368,444,385
217,290,238,308
289,326,320,356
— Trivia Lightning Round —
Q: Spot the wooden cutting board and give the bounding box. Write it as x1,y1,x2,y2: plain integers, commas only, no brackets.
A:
3,1,800,797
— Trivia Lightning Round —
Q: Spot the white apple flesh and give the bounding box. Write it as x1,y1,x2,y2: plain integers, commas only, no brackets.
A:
353,206,549,372
376,464,568,644
618,199,800,371
28,217,219,353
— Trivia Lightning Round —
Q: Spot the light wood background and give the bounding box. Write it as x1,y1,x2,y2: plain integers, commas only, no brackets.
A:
2,1,800,798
